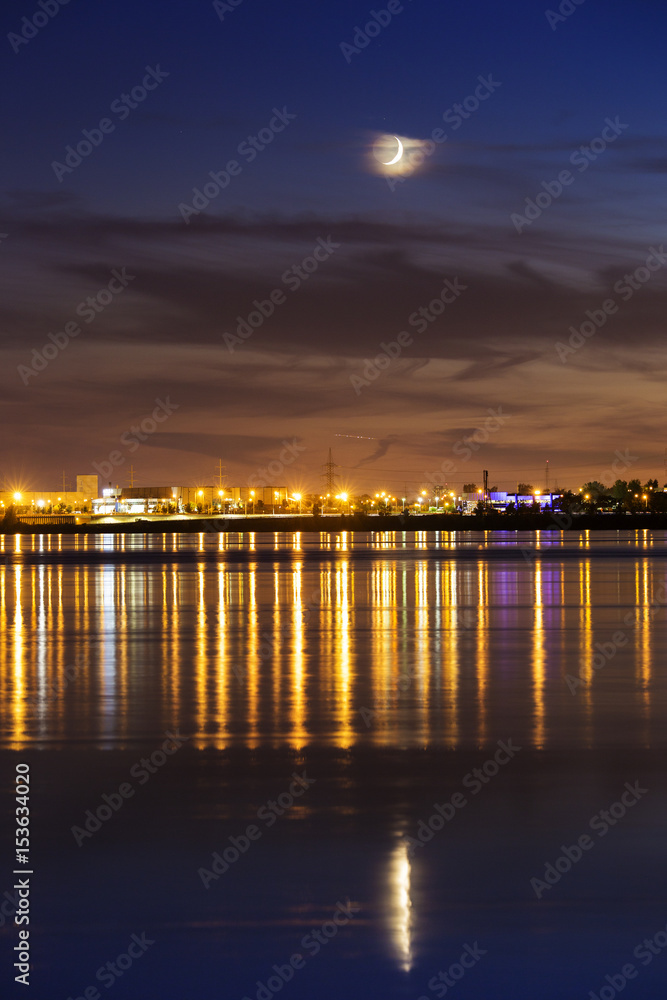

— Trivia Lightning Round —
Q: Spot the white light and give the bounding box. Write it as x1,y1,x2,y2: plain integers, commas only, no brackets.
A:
388,840,413,972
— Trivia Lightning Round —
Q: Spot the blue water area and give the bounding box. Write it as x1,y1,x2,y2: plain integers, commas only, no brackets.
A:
0,531,666,999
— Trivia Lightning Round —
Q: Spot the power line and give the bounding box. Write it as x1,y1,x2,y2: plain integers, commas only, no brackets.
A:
321,448,339,493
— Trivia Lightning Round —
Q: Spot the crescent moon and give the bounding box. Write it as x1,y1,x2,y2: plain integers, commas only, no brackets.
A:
381,136,403,165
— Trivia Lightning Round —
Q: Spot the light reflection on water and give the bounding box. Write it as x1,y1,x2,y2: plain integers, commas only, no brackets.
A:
388,839,413,973
1,530,666,751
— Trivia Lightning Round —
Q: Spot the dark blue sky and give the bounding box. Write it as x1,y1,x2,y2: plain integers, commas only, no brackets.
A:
2,0,667,493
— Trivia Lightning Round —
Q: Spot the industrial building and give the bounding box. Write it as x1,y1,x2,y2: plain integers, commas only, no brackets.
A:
0,475,98,515
462,491,560,512
91,485,289,516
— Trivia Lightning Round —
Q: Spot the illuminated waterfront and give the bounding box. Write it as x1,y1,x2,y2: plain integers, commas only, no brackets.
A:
2,530,666,752
1,530,665,998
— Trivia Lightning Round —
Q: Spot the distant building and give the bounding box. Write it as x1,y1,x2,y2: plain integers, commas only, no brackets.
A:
462,491,560,512
226,487,288,506
91,485,288,515
0,475,98,514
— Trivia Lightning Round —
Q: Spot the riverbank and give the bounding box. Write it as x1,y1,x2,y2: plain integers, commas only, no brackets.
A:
3,511,667,534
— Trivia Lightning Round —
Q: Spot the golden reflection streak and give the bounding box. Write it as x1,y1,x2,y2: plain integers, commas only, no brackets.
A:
443,561,459,748
416,560,429,743
476,562,489,744
35,564,47,733
12,564,26,748
117,565,129,743
245,563,260,748
0,564,6,734
167,568,181,736
388,840,413,972
271,566,282,746
334,557,353,748
214,563,228,750
532,563,545,749
195,565,207,747
637,559,651,743
579,560,593,740
161,558,170,728
370,562,396,746
290,561,307,748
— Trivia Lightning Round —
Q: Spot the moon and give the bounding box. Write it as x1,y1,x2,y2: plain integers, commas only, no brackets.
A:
381,136,403,165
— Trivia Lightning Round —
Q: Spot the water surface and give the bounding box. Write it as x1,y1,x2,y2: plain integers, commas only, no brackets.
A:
0,531,665,998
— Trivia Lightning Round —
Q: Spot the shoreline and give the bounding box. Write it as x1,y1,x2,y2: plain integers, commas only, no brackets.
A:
3,511,667,534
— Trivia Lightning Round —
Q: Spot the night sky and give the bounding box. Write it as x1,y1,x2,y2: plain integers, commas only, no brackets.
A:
2,0,666,495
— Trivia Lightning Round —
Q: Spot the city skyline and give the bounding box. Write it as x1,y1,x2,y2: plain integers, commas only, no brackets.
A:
3,446,664,502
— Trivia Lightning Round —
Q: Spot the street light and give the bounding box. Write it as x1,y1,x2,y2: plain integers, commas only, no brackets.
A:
293,492,302,514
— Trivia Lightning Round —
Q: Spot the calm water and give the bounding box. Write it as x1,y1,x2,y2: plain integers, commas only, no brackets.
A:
1,531,666,998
